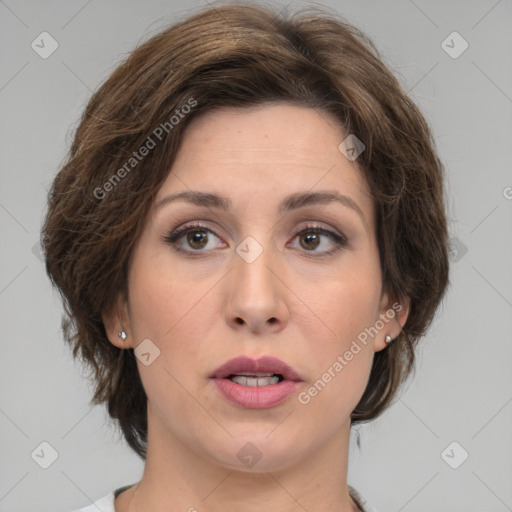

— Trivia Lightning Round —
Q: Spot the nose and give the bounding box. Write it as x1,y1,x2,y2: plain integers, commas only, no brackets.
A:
225,240,289,335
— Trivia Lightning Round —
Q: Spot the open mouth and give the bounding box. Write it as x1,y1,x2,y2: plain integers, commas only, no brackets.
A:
210,355,302,408
227,372,284,387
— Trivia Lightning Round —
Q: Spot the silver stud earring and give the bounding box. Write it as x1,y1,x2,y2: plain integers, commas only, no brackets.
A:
118,331,127,341
385,335,393,344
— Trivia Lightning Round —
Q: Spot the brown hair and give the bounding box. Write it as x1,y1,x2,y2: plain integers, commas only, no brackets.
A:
41,2,450,459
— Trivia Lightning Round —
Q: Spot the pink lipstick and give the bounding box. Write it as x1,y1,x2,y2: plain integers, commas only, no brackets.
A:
210,355,303,409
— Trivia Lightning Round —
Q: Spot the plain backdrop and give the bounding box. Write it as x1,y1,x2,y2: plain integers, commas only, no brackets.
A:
1,1,511,511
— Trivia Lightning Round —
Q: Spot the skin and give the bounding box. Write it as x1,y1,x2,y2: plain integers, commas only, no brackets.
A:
103,103,410,512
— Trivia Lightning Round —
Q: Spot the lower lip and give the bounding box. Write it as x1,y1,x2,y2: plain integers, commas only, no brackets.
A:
212,378,301,409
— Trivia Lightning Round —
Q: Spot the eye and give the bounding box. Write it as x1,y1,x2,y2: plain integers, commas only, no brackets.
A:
162,223,225,253
162,222,348,256
289,224,347,255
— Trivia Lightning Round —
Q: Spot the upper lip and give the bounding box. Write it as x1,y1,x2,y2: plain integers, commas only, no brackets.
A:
211,355,303,381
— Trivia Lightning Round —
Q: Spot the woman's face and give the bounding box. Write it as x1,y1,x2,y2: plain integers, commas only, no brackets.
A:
111,103,406,471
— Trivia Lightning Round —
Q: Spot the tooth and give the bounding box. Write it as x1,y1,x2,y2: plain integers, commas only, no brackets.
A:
231,376,247,386
231,376,280,387
233,372,274,377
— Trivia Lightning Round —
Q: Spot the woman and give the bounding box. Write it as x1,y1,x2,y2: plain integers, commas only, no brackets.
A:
42,3,449,511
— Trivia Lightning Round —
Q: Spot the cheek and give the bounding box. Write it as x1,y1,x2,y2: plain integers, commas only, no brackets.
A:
127,257,218,441
127,251,218,385
295,270,379,404
303,267,381,343
127,248,211,341
297,330,375,430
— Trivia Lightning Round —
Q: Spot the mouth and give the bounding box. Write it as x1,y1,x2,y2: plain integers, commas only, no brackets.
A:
211,355,302,383
210,356,303,409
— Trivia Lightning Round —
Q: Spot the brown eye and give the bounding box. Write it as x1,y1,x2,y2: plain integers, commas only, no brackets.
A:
163,223,347,257
299,232,321,250
290,225,348,256
163,223,225,253
186,230,209,249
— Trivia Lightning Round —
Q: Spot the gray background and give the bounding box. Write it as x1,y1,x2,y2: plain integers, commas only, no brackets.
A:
1,0,511,510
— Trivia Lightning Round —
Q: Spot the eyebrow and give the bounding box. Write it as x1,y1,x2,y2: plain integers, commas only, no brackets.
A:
154,190,367,226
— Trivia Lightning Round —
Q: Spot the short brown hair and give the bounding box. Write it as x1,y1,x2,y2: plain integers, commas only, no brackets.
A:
41,2,450,459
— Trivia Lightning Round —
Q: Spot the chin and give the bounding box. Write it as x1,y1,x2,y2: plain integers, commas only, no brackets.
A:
198,429,310,473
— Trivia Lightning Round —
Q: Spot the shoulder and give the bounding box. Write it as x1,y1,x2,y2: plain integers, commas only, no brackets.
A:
69,484,134,512
69,491,115,512
348,484,380,512
71,485,376,512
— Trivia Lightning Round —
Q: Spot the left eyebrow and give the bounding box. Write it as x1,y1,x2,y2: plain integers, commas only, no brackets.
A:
154,190,367,227
278,191,366,226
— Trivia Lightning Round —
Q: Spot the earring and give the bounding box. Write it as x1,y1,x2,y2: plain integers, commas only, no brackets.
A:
118,331,127,341
385,335,393,344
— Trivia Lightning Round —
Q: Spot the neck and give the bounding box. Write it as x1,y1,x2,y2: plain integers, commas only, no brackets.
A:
118,410,360,512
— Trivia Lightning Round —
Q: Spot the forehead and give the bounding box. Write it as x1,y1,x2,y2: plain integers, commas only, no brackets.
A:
156,103,373,220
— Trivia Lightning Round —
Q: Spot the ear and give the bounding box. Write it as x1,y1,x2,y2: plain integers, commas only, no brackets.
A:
101,293,134,349
374,290,411,352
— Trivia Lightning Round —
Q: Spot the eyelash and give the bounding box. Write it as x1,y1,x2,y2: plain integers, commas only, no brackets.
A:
162,222,348,256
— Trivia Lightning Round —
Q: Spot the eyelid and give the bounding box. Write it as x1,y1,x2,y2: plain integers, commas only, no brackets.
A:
293,221,347,242
162,221,226,252
289,223,348,254
162,220,348,256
